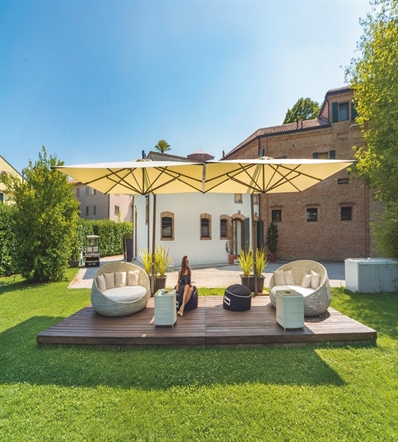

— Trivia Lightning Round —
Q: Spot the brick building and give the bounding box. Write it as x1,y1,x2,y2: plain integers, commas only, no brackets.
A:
224,87,383,261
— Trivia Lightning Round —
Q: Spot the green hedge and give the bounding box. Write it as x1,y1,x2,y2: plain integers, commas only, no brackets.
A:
0,212,133,276
0,204,17,276
77,219,132,258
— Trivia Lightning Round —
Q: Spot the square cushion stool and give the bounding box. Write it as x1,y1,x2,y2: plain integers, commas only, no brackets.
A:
223,284,251,311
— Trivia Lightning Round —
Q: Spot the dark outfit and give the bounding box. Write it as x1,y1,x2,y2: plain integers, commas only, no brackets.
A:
176,273,198,312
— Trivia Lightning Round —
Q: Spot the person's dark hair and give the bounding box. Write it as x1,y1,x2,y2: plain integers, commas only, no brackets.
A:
180,255,191,276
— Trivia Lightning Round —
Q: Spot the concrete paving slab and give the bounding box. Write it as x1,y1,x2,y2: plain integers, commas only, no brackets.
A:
69,256,345,289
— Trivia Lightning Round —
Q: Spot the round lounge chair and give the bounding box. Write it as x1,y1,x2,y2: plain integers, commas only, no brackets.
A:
269,260,332,316
91,262,150,317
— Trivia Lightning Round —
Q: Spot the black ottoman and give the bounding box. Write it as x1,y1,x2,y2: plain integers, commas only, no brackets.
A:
176,287,198,312
223,284,251,311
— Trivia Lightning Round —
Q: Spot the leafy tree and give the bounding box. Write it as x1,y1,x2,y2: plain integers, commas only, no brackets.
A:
154,139,171,153
283,97,320,124
345,0,398,257
345,0,398,204
0,204,17,276
0,146,79,282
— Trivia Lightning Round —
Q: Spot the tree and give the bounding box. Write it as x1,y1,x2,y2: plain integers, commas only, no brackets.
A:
345,0,398,257
154,139,171,153
283,97,320,124
0,146,79,282
345,0,398,204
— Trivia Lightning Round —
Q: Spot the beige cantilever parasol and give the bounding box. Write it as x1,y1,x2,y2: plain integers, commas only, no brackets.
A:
203,157,356,295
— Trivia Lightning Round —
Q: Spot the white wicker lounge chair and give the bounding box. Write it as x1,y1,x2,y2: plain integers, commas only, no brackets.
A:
91,262,150,317
269,260,332,316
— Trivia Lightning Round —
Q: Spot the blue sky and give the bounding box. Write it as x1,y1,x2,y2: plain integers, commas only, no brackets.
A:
1,1,371,174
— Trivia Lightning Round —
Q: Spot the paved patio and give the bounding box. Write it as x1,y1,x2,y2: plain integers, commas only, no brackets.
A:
69,256,346,290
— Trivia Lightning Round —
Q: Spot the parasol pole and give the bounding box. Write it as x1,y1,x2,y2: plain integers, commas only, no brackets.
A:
251,194,258,297
151,194,156,295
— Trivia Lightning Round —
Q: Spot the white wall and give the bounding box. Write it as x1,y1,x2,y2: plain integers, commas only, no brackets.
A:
134,193,257,267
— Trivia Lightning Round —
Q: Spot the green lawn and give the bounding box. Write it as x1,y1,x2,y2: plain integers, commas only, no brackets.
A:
0,271,397,441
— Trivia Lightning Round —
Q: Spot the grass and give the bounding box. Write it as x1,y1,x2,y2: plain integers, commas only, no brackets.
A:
1,271,397,441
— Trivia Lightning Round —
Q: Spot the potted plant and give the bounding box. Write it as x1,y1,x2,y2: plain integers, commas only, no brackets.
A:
154,245,172,291
238,248,254,290
266,222,278,262
68,240,80,268
225,240,235,265
238,248,267,293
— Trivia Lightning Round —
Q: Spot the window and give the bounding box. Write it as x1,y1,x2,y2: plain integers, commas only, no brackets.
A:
338,178,349,184
114,206,120,216
332,101,349,122
90,188,96,195
271,209,282,222
85,206,89,216
341,207,352,221
201,219,210,238
339,103,349,121
200,214,212,239
220,219,227,238
76,188,80,197
313,150,336,159
93,205,96,216
86,187,89,196
306,208,318,222
162,216,172,238
234,194,243,204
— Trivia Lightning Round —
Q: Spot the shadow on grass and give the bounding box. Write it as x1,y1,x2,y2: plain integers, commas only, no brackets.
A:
331,288,398,341
0,316,346,390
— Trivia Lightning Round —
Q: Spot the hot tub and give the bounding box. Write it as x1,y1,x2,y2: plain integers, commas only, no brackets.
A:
345,258,398,293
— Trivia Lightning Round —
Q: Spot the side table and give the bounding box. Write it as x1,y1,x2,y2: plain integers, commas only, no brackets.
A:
276,290,304,331
154,289,177,327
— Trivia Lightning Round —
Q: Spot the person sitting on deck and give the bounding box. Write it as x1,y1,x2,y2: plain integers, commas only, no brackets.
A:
176,255,197,316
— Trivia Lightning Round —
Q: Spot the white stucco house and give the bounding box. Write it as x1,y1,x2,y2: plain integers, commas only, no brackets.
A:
133,151,262,267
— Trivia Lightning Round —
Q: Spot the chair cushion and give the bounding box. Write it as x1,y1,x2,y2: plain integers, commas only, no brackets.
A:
104,272,115,290
96,274,106,292
104,286,147,302
301,273,312,288
284,270,295,285
127,270,139,286
115,271,126,287
273,271,285,285
311,270,320,289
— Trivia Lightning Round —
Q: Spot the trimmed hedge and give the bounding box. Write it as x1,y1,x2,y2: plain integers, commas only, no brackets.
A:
0,204,17,276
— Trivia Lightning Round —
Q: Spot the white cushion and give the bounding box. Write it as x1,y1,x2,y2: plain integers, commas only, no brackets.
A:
127,270,139,286
104,272,115,290
284,270,295,285
273,271,285,285
301,273,312,288
271,285,315,298
96,274,106,292
104,285,147,302
311,270,320,289
115,271,126,287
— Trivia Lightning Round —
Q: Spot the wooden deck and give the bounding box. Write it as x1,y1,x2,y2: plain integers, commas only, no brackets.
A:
37,296,377,347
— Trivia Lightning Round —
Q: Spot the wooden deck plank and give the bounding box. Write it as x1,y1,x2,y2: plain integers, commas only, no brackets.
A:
37,296,377,347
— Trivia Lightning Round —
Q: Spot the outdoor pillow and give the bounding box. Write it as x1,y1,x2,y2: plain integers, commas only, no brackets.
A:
96,274,106,292
115,271,127,287
284,270,295,285
127,270,139,286
273,271,285,286
301,273,312,288
104,272,115,290
311,270,320,289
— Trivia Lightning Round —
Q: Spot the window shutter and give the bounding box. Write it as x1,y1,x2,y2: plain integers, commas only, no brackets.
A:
257,220,264,249
351,101,358,120
332,102,339,123
329,150,336,159
312,152,319,159
243,218,250,253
